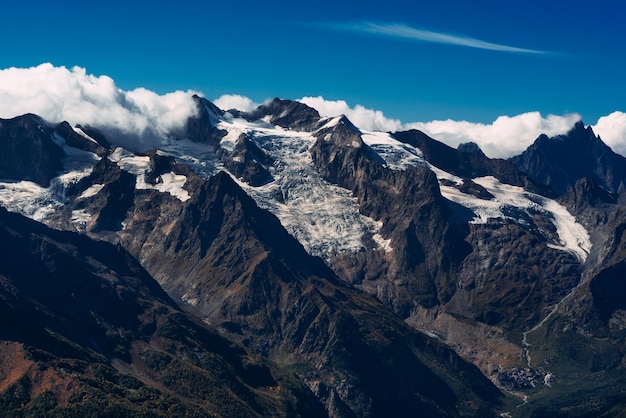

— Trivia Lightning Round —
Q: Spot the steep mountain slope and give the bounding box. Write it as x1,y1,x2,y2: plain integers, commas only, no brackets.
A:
0,114,64,187
0,207,316,417
123,171,506,417
310,118,471,313
509,200,626,417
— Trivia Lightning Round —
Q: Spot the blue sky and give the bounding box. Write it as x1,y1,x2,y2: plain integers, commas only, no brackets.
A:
1,0,625,125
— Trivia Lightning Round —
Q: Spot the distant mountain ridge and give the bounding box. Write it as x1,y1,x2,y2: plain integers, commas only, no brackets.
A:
511,121,626,195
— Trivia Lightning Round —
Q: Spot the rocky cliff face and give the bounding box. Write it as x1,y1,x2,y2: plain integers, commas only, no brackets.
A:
510,121,626,195
130,171,503,418
0,114,64,187
310,118,471,314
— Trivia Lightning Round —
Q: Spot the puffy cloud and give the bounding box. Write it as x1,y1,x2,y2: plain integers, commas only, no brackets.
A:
299,96,404,132
2,66,624,159
593,112,626,156
406,113,582,159
299,96,584,158
213,94,259,113
0,63,199,151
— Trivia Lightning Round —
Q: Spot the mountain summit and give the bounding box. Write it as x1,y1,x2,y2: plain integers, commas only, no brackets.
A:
510,121,626,195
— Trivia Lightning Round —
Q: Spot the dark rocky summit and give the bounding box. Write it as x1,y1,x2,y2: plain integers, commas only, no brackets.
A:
54,121,109,156
246,98,322,132
0,114,64,187
510,121,626,195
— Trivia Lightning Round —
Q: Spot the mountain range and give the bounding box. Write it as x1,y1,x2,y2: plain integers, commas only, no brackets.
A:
1,95,626,417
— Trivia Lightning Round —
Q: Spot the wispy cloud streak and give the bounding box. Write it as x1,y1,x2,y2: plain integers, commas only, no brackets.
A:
320,21,548,55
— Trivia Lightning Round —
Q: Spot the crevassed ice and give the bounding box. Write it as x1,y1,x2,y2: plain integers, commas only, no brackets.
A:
0,181,59,221
361,131,427,170
204,118,386,258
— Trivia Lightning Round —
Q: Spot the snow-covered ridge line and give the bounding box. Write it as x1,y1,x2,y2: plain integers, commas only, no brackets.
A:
72,126,99,144
439,173,591,262
361,130,426,170
359,129,591,262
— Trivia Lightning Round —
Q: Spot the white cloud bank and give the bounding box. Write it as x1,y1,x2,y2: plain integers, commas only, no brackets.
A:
298,96,589,158
0,63,199,151
1,64,624,159
405,113,582,158
593,112,626,157
213,94,260,113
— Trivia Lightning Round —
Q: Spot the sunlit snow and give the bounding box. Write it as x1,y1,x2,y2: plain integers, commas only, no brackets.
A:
360,131,591,262
71,126,100,144
209,118,382,258
361,131,427,170
436,173,591,262
108,147,190,202
79,183,105,199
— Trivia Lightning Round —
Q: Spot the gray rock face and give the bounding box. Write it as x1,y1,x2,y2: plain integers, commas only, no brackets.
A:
0,114,64,187
310,118,471,314
510,121,626,195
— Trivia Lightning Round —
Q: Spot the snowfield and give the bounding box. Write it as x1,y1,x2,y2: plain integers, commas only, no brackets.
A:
360,132,591,262
108,147,190,202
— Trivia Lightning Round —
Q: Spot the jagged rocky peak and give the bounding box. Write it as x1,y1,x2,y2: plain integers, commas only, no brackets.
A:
511,120,626,195
54,121,109,156
393,129,544,193
192,93,225,121
75,124,111,149
247,98,322,131
457,141,485,156
0,113,64,187
221,133,273,186
181,95,227,146
315,114,369,150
